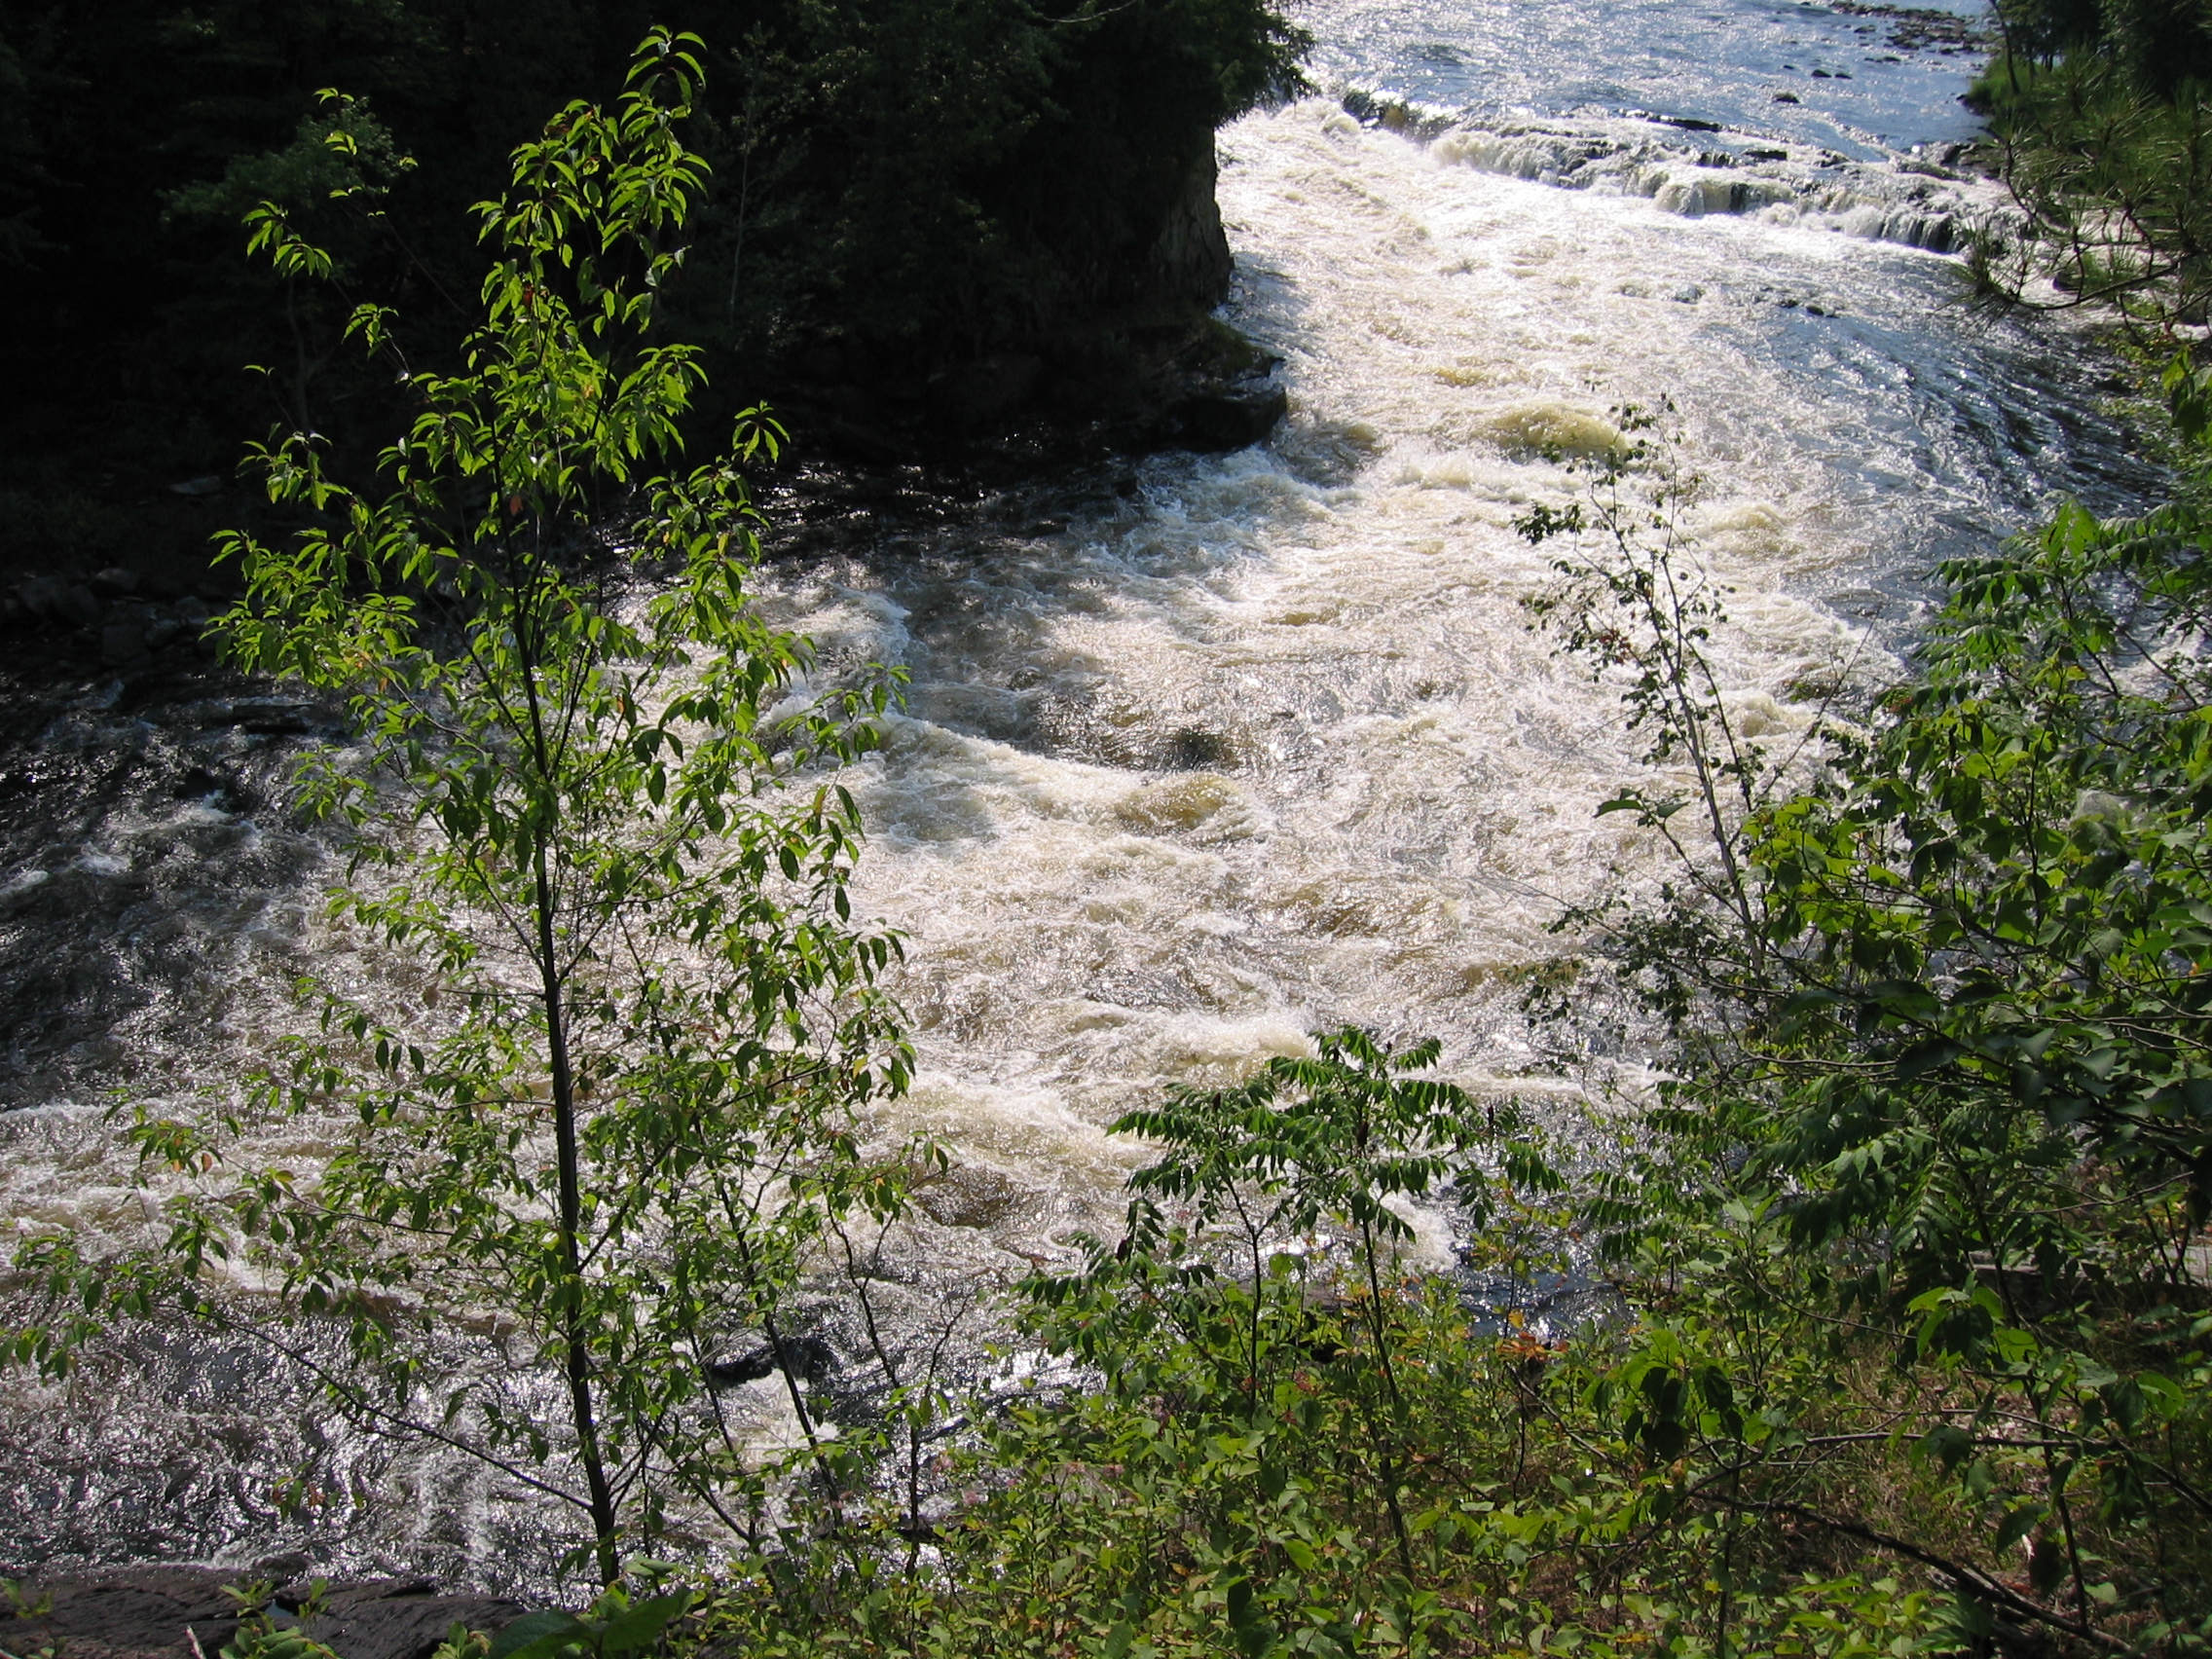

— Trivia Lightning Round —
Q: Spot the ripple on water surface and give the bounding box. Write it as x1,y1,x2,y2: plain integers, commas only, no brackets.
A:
782,92,2150,1210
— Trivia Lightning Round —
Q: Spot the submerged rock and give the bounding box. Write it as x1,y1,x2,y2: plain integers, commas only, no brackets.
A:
101,620,149,665
704,1334,839,1389
18,576,102,630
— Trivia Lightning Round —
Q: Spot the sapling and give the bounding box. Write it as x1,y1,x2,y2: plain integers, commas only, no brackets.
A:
1032,1027,1561,1576
10,31,909,1584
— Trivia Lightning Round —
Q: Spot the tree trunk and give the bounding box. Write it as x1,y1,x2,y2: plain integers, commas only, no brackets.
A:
538,846,622,1585
518,627,622,1585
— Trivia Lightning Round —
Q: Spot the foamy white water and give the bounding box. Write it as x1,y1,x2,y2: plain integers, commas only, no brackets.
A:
1311,0,1993,156
0,0,2163,1585
768,61,2148,1250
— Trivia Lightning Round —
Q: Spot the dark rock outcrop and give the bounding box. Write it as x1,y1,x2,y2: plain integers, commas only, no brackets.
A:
1164,384,1289,452
293,1579,528,1659
927,355,1048,429
6,1566,528,1659
1145,147,1235,312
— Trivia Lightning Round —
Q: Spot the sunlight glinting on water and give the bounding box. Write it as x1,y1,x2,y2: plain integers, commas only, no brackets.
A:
769,18,2140,1252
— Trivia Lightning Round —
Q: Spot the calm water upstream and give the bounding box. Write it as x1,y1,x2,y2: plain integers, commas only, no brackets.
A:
0,0,2161,1590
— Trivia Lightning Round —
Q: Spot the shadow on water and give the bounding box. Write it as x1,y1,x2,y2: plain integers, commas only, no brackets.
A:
0,662,335,1114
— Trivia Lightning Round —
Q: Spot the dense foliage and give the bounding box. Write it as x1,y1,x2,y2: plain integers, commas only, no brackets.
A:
1992,0,2212,92
686,1103,1959,1659
1580,465,2212,1655
1971,0,2212,326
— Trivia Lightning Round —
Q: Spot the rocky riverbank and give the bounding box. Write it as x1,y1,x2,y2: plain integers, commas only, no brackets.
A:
4,1566,528,1659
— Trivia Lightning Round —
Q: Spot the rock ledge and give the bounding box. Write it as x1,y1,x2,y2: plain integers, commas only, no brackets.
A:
5,1566,528,1659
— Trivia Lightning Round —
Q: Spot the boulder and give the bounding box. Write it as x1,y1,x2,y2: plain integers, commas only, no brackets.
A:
100,620,149,664
18,576,102,630
704,1334,838,1389
4,1566,240,1659
295,1579,530,1659
1165,385,1287,452
927,354,1045,426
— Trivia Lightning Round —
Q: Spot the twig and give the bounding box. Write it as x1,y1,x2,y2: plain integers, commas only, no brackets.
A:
1706,1494,2131,1652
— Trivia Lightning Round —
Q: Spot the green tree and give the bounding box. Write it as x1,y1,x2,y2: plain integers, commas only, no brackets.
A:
1514,424,2212,1650
1029,1029,1558,1578
1971,0,2212,330
1493,379,2212,1648
10,29,909,1585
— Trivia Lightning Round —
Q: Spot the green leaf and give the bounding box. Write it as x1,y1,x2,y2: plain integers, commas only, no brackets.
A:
594,1593,693,1659
1993,1503,2046,1555
1892,1039,1966,1082
487,1612,588,1659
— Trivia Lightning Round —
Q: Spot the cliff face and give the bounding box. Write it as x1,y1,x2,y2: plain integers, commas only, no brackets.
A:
0,0,1307,584
1145,144,1236,312
663,0,1290,392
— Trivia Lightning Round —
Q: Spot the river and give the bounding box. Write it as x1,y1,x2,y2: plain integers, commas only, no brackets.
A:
775,0,2148,1287
0,0,2161,1593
